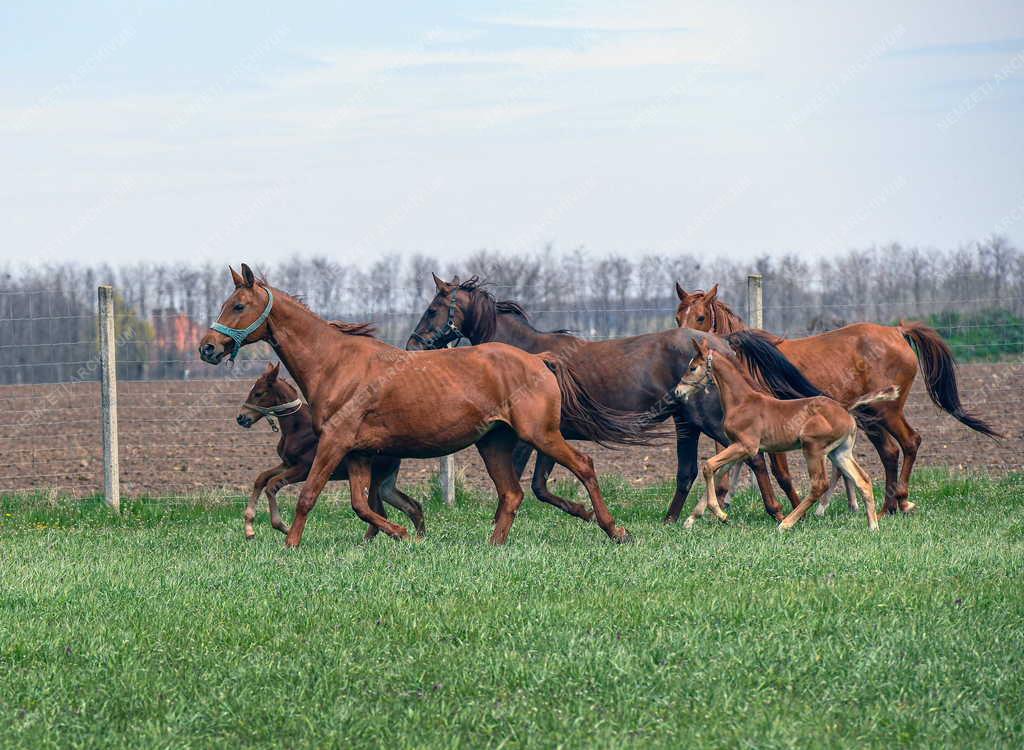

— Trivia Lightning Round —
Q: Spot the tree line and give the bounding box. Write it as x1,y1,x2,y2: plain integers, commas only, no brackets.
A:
1,235,1021,384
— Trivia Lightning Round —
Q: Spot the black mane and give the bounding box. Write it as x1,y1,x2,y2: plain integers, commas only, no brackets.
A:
457,276,573,340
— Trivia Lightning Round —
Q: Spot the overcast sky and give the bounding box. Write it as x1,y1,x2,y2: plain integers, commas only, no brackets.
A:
2,0,1023,268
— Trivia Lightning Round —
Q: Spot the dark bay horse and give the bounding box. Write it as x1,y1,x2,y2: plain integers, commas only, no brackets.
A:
674,283,1001,513
237,362,425,541
199,264,653,546
406,275,825,524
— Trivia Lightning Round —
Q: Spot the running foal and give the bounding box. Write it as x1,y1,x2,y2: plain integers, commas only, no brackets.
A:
674,337,899,531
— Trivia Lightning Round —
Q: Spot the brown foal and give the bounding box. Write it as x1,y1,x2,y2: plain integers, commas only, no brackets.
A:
675,283,1000,514
200,264,644,546
237,362,425,541
675,338,899,531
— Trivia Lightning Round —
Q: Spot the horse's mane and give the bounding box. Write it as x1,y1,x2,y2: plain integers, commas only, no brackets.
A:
328,321,377,337
457,276,573,341
259,283,377,338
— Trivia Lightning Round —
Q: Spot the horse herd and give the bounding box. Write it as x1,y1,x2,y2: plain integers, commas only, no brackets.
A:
198,264,999,546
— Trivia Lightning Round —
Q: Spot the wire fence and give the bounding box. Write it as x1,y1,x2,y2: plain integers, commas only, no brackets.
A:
0,278,1020,507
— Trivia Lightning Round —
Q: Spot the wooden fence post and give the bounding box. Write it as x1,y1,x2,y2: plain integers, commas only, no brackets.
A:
747,274,764,329
98,285,121,512
438,340,457,506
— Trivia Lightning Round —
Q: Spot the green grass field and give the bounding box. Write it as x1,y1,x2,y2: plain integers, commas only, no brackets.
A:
1,470,1023,749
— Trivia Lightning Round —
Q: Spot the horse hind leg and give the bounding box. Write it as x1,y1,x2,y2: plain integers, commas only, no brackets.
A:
885,409,922,514
828,436,879,531
527,432,630,543
531,451,595,523
377,460,426,538
768,452,802,510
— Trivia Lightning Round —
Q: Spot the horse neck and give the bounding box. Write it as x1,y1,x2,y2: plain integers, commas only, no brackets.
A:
263,290,375,404
709,354,760,416
488,312,576,354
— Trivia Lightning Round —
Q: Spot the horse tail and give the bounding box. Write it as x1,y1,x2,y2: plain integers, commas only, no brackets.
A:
540,355,663,447
899,320,1002,439
723,330,823,399
849,385,900,411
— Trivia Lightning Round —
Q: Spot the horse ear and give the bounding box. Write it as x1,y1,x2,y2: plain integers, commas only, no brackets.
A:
705,284,718,303
432,272,449,292
451,274,461,286
693,336,709,356
230,266,245,288
266,362,280,384
240,263,256,289
675,281,686,300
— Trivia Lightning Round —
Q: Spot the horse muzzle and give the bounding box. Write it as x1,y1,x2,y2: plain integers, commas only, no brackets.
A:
198,333,229,364
236,413,254,428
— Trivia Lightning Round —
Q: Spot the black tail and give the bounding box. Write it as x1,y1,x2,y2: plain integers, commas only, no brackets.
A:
542,356,665,447
900,321,1002,439
724,330,823,400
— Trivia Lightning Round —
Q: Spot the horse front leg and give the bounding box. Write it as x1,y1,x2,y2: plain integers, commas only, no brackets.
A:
266,465,309,536
285,434,351,548
664,418,698,524
747,452,785,522
348,453,410,541
685,443,751,528
245,463,287,539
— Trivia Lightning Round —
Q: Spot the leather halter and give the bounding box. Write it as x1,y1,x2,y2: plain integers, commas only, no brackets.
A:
676,350,715,398
242,397,303,433
409,287,464,349
210,286,274,360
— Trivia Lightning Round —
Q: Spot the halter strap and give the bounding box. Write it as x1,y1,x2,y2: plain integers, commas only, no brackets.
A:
242,397,304,433
210,286,274,360
410,287,464,349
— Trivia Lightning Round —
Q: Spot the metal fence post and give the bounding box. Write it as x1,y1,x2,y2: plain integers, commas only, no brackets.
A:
98,285,121,512
747,274,764,329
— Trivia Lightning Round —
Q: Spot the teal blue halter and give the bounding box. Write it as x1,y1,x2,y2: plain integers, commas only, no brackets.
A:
210,287,274,360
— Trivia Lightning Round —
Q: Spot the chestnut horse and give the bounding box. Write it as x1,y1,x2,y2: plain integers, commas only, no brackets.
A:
675,337,900,531
200,264,653,546
674,283,1000,513
237,362,425,541
406,275,827,524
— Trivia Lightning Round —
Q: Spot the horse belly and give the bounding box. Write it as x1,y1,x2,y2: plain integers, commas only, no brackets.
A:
356,387,509,457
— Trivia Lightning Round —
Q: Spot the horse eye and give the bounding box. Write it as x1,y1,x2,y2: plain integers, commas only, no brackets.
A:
426,309,436,319
697,315,705,323
233,303,245,312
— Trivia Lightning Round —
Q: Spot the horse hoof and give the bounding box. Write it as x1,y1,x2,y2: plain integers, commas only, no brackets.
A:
777,523,791,533
682,518,695,530
615,529,635,545
662,516,679,525
244,534,255,541
900,502,917,514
